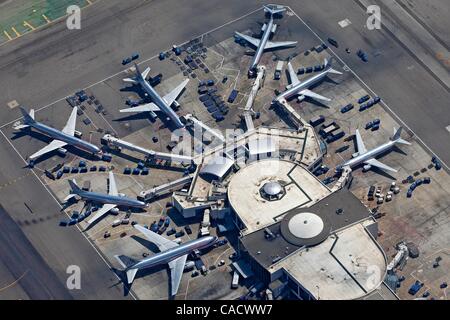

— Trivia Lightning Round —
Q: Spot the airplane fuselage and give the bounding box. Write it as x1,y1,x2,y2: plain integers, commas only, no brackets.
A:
337,140,396,171
29,121,100,155
131,236,217,271
249,17,274,76
274,68,330,102
138,77,185,128
76,190,147,208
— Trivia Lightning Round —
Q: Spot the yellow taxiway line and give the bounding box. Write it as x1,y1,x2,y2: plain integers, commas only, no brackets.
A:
23,20,35,31
11,27,21,37
42,14,51,23
3,30,13,40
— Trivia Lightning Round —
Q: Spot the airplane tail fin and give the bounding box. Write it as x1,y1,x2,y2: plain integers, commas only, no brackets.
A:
115,255,139,284
68,179,82,194
392,127,411,145
115,255,139,269
20,107,36,125
324,58,343,75
122,63,140,84
126,268,138,285
263,4,286,16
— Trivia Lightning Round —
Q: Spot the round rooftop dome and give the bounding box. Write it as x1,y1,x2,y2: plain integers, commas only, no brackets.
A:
281,210,330,246
287,212,324,239
263,181,283,196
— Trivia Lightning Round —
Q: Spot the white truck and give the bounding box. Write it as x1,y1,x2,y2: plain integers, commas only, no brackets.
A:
231,271,240,289
274,61,284,80
199,209,211,237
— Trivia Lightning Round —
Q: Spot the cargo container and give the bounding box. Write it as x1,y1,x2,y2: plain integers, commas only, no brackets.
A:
309,115,325,127
227,89,238,103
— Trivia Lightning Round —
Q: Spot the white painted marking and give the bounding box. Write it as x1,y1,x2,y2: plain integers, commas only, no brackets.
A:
338,18,352,28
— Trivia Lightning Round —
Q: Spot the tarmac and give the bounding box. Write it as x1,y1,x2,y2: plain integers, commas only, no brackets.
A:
0,0,448,300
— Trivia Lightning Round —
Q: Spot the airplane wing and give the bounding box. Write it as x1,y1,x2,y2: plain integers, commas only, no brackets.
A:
365,158,398,173
134,224,178,251
29,139,67,160
141,67,151,80
163,79,189,106
87,203,117,225
235,32,260,48
265,40,297,50
299,89,331,102
119,103,160,113
355,129,367,154
287,62,300,86
168,254,188,296
108,171,118,196
61,107,78,136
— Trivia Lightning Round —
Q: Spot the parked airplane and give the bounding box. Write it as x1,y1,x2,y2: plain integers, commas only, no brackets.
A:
235,4,297,77
336,127,411,173
273,58,342,104
116,224,216,296
64,171,148,226
119,63,189,128
16,107,101,164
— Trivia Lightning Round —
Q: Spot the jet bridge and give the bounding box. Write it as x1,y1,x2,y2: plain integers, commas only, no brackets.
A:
139,174,194,201
242,66,266,132
102,134,193,164
274,98,305,131
184,114,225,143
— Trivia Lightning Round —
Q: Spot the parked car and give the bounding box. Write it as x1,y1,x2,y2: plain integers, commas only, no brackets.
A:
175,230,185,238
184,225,192,235
340,103,354,113
166,228,176,236
122,57,132,65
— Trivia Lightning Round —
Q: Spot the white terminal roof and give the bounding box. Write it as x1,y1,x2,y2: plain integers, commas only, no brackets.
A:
288,212,324,239
274,222,387,300
247,136,276,157
227,159,331,234
200,154,234,180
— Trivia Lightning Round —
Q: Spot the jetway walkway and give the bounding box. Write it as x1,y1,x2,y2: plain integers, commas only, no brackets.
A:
102,134,193,164
184,114,225,143
242,66,266,132
139,174,194,201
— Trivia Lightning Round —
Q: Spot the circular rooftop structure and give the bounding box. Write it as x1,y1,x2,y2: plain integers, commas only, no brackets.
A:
263,181,282,196
260,181,286,201
281,210,331,246
227,159,332,235
288,212,324,239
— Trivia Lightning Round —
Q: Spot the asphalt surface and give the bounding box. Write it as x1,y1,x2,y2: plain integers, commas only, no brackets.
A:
0,133,127,299
0,0,448,299
0,206,72,300
285,0,450,167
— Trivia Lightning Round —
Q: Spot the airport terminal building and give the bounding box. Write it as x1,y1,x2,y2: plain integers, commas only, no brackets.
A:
170,125,388,300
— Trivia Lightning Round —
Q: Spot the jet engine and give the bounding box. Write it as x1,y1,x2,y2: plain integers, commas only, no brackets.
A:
57,148,68,156
297,95,305,103
110,207,120,215
363,164,372,172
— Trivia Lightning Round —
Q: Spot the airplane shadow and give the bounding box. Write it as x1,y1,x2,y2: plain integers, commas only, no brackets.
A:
12,130,98,165
113,111,156,122
130,234,160,254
